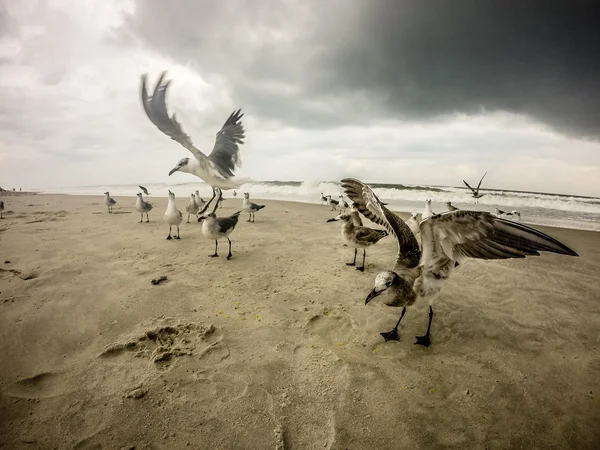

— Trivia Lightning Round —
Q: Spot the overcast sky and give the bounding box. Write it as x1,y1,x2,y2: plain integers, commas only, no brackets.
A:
1,0,599,196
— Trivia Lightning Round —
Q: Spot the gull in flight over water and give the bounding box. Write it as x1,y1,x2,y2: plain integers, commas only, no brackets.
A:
341,178,578,347
463,172,487,204
140,72,248,216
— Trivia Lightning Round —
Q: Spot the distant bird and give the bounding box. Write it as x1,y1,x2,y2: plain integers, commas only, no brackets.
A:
242,193,266,222
199,211,242,260
139,185,150,195
463,172,487,203
341,178,578,346
446,202,459,211
422,199,435,220
339,195,350,210
326,195,339,211
320,193,328,205
141,72,248,217
495,208,521,220
327,210,388,272
0,199,4,219
185,193,200,222
104,192,116,213
164,190,183,240
233,191,237,198
135,193,153,222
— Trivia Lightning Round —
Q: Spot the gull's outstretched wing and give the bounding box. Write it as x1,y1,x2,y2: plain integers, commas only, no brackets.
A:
140,72,207,164
341,178,421,268
476,172,487,192
208,109,245,177
463,179,477,194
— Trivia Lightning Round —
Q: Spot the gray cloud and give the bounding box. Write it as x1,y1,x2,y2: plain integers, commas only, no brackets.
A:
121,0,600,137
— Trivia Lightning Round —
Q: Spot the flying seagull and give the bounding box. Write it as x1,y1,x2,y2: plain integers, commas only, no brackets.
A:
140,72,248,217
139,185,150,195
341,178,578,347
327,210,388,271
463,172,487,203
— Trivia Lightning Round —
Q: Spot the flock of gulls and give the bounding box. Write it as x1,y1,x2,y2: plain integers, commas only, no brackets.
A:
96,71,578,346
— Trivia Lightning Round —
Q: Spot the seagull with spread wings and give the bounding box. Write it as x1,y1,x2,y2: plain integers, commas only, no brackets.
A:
140,72,248,216
341,178,578,347
463,172,487,203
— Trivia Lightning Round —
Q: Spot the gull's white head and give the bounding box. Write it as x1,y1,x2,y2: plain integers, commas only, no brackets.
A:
168,190,175,200
446,201,451,207
169,157,191,176
326,213,351,223
244,192,250,199
137,193,143,198
190,193,195,198
365,271,398,304
410,212,418,219
425,199,431,205
104,192,110,196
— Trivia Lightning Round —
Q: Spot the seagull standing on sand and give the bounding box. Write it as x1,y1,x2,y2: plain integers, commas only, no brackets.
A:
326,195,339,211
422,199,435,220
141,72,247,217
195,190,206,211
327,210,388,272
185,193,200,223
405,212,420,239
242,193,266,222
446,202,459,211
341,178,578,346
139,185,150,195
199,211,242,260
320,193,328,205
0,199,4,219
463,172,487,204
104,192,116,213
135,193,153,222
164,190,183,240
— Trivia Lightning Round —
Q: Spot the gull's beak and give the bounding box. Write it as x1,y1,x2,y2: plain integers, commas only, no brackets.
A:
168,166,180,176
326,218,337,223
168,190,173,195
365,288,382,304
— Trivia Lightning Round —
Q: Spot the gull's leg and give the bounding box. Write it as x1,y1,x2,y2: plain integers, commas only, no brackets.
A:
198,188,217,217
381,307,407,342
166,225,172,240
226,238,233,260
187,214,190,223
356,249,366,272
210,240,219,257
176,225,180,239
139,214,143,223
146,213,150,223
415,305,434,347
346,248,357,266
247,213,251,222
251,213,255,223
209,189,222,215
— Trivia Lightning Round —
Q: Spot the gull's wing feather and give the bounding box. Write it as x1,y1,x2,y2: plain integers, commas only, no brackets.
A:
476,172,487,192
341,178,421,268
140,72,207,163
208,109,245,177
463,180,477,194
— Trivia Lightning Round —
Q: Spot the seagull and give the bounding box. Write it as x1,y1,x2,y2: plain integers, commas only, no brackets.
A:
233,191,237,198
164,190,183,240
139,185,150,195
135,193,153,222
198,211,242,260
242,193,266,222
463,172,487,204
405,212,420,239
326,195,339,211
422,199,435,220
446,202,459,211
185,193,200,223
341,178,578,346
0,199,4,219
327,210,388,272
104,192,116,213
320,193,328,205
195,190,206,211
496,208,521,220
140,72,248,217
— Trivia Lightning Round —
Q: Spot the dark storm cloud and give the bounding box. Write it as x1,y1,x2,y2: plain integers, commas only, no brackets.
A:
121,0,600,137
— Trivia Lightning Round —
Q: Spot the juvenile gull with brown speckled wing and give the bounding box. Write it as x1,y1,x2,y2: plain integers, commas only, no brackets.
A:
341,178,579,346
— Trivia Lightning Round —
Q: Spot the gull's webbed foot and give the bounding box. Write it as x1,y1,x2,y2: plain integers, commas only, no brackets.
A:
210,253,219,258
414,333,431,347
166,236,172,240
380,328,400,342
356,266,365,272
345,262,355,267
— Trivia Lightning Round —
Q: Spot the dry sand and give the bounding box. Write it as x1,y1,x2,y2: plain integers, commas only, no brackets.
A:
0,192,599,449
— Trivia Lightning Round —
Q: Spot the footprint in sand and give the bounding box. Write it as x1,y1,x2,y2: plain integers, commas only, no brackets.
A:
98,318,224,369
6,371,71,399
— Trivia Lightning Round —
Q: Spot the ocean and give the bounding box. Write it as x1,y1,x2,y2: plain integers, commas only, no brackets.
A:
40,181,600,232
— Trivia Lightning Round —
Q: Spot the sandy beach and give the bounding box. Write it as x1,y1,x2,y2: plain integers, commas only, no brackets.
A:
0,192,599,449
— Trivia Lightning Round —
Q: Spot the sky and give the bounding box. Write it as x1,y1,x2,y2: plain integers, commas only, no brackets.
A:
1,0,599,196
